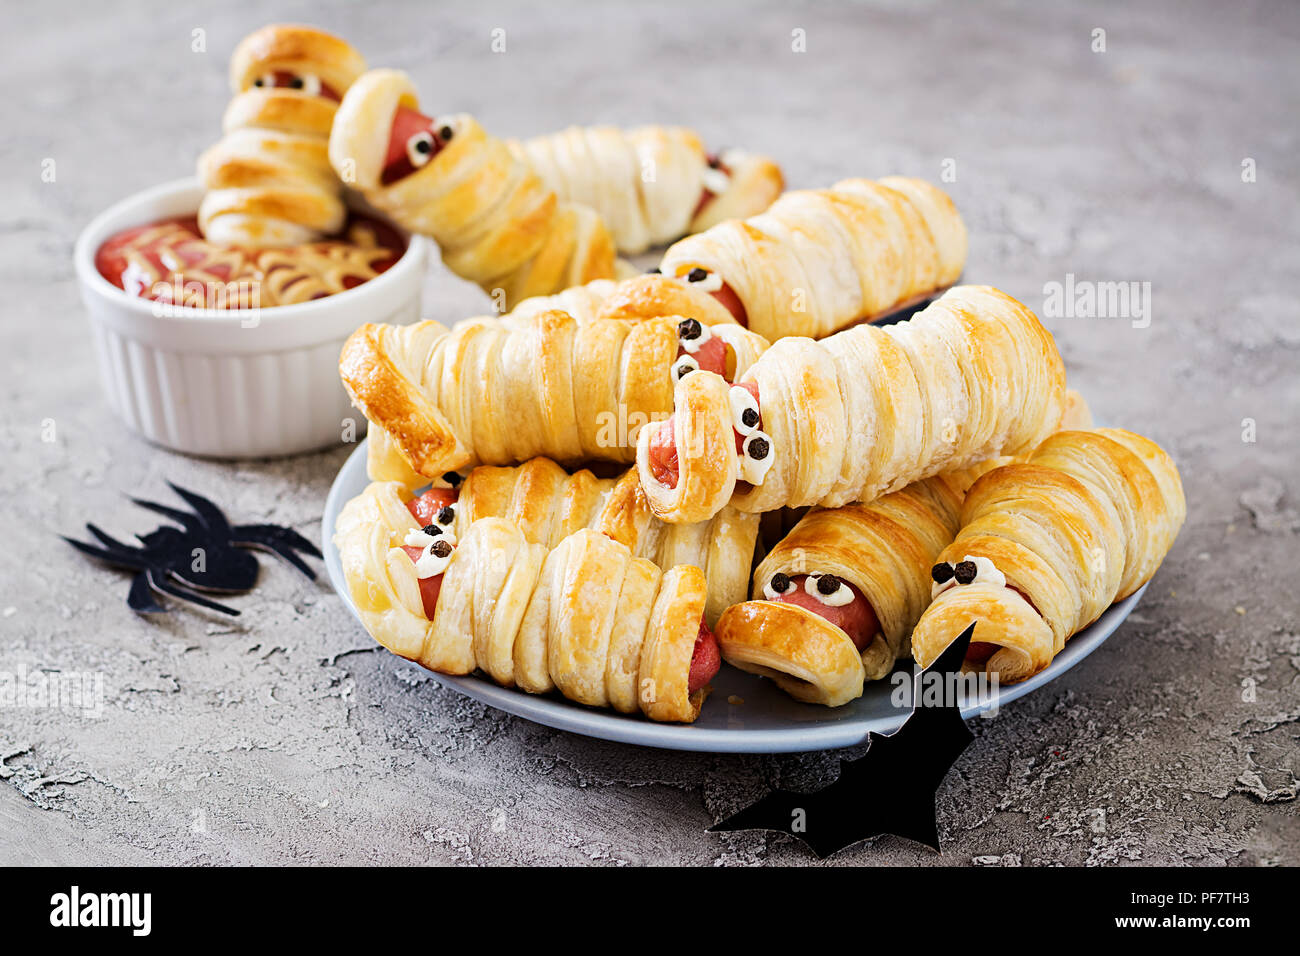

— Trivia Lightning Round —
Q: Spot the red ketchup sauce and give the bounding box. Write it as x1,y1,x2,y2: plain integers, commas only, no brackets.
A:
95,215,406,310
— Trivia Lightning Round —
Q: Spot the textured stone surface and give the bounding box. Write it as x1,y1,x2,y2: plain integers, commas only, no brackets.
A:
1,0,1297,866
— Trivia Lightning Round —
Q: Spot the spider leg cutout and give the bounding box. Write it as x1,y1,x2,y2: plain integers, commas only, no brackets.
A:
230,524,322,581
63,482,321,617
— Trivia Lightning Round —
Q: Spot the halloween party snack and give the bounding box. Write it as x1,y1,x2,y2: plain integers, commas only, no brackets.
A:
352,456,758,627
508,126,783,254
340,309,769,480
328,69,625,307
910,429,1185,683
636,285,1066,524
715,475,966,706
657,176,967,340
198,24,367,246
334,501,717,722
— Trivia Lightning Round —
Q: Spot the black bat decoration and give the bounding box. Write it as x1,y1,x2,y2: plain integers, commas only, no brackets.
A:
709,623,977,858
62,482,321,617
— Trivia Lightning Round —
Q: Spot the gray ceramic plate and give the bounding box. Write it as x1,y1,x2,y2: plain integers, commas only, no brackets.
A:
323,440,1144,753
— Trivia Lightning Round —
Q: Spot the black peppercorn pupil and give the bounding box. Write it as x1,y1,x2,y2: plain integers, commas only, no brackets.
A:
431,540,453,558
678,318,701,339
816,574,840,595
741,408,759,427
443,472,462,487
290,77,304,89
415,138,431,154
954,560,977,584
746,437,769,459
440,125,453,141
931,562,954,583
771,572,790,593
687,267,708,282
436,506,455,525
421,523,440,536
253,78,264,87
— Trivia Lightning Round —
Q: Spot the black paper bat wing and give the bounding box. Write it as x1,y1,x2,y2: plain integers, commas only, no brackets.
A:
710,623,977,857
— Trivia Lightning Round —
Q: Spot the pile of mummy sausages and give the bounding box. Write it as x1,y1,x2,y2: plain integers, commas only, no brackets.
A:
210,25,1185,722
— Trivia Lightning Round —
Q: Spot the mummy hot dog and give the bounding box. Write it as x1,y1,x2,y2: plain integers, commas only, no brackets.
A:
715,475,965,706
911,428,1185,682
508,125,783,254
198,24,367,245
334,490,721,723
340,309,769,482
657,176,967,340
635,285,1067,524
328,69,624,308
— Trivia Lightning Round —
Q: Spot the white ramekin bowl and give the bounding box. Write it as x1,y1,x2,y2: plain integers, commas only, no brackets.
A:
74,178,429,458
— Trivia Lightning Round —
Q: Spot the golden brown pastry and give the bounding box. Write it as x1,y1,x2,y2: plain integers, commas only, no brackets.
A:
714,475,964,707
380,456,758,626
637,285,1067,524
198,24,367,245
658,176,967,339
341,309,769,480
328,69,623,308
334,491,719,722
508,126,783,254
911,429,1185,683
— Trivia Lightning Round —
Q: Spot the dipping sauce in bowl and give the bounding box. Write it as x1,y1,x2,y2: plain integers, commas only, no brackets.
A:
95,214,406,310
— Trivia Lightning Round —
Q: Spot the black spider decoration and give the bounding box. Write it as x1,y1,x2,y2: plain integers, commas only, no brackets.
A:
62,482,321,616
709,623,977,857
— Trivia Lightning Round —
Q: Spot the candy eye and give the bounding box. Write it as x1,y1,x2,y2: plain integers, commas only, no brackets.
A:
762,571,795,601
406,131,436,168
671,354,699,380
953,560,978,585
729,386,760,436
805,573,853,607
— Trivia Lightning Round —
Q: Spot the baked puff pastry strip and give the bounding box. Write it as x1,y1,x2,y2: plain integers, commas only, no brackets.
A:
341,309,769,481
328,69,625,308
658,176,967,340
198,24,367,246
361,454,756,627
508,125,783,254
334,489,718,722
715,475,965,707
637,285,1067,524
910,428,1185,683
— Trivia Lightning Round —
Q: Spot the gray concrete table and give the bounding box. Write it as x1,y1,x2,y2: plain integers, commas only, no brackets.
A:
1,0,1296,866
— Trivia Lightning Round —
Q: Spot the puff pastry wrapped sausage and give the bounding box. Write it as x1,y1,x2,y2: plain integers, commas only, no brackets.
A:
385,456,758,626
198,24,367,246
911,428,1185,683
658,176,967,339
341,309,769,481
509,126,783,254
328,69,623,308
334,491,717,722
637,285,1066,524
714,475,964,707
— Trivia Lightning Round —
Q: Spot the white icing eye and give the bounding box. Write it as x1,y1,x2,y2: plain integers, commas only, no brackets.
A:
681,267,723,293
805,574,853,608
295,73,322,96
671,354,700,380
762,572,794,601
729,386,761,437
738,429,773,485
414,538,455,579
701,166,731,195
677,317,713,353
254,72,276,89
406,130,436,168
